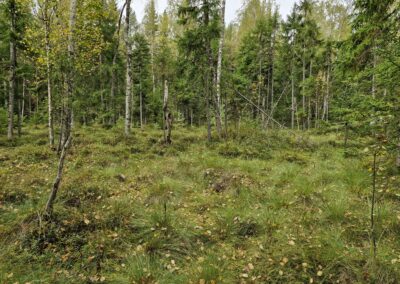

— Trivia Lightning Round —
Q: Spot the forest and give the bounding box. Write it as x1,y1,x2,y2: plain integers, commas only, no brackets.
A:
0,0,400,283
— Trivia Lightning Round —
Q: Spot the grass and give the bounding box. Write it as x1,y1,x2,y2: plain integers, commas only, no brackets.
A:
0,123,399,283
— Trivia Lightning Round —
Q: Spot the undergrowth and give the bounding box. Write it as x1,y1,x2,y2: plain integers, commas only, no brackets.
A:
0,124,399,283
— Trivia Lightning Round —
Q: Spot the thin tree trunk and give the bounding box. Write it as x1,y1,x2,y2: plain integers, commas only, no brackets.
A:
322,67,330,122
45,135,71,215
270,57,275,128
215,0,225,137
21,77,25,122
291,64,295,129
204,0,212,142
27,82,31,118
371,151,377,258
302,53,306,130
45,17,55,146
124,0,132,136
45,0,76,216
163,80,172,144
139,67,143,129
8,0,17,140
109,2,126,125
110,54,117,125
307,60,312,129
315,85,319,128
151,43,156,98
326,66,330,122
17,97,21,136
130,85,134,128
371,44,376,99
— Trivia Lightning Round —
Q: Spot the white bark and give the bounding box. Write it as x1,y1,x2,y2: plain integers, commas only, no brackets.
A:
44,4,55,146
125,0,132,136
215,0,225,136
45,0,76,215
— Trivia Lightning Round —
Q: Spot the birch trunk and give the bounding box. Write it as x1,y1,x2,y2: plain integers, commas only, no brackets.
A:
215,0,225,137
204,0,212,141
45,0,76,216
124,0,132,136
8,0,17,140
45,15,55,146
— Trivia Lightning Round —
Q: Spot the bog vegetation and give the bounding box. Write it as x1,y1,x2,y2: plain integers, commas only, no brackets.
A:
0,0,399,283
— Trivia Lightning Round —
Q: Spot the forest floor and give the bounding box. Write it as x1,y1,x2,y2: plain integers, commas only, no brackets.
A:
0,124,400,283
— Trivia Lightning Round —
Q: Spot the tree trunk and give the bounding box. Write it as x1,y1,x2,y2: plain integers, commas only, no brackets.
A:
139,67,143,129
301,53,306,130
110,53,117,125
204,0,212,142
151,43,156,100
124,0,132,136
291,64,295,129
17,97,21,136
45,135,71,215
8,0,17,140
163,80,172,144
215,0,225,137
371,43,376,99
307,60,312,129
45,17,55,146
322,67,330,122
45,0,76,216
315,85,319,128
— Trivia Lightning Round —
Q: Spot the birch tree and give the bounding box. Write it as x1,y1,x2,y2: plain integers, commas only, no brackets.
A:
45,0,77,215
124,0,132,136
38,0,56,146
215,0,225,137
